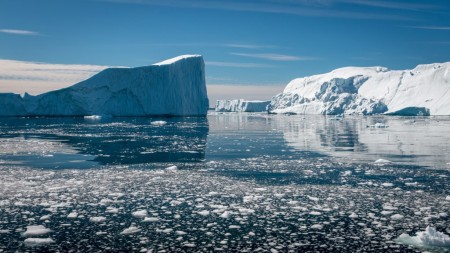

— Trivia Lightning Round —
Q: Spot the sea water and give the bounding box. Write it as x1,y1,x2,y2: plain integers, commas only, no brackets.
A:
0,113,449,252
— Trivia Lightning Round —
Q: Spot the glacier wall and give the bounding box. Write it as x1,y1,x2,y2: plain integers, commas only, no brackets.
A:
0,55,209,117
269,62,450,115
215,99,270,112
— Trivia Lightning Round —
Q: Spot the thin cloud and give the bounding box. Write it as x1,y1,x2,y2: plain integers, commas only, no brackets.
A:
406,26,450,31
225,43,278,49
231,53,316,61
0,29,40,36
99,0,415,21
206,61,276,68
339,0,437,11
0,59,117,95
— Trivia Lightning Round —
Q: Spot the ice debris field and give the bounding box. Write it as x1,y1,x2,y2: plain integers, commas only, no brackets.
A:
1,114,450,252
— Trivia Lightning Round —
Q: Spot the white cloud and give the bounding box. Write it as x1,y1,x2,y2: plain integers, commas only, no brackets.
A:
206,61,275,68
0,29,40,36
0,59,114,95
231,52,316,61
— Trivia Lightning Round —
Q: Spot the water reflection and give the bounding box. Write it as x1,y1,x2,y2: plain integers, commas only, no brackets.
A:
277,115,450,168
0,117,209,168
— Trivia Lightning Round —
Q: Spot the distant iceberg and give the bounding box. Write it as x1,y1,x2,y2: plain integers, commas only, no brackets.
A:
215,99,270,112
268,62,450,115
0,55,209,117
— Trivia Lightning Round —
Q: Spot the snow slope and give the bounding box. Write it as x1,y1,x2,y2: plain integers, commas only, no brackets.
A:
269,62,450,115
215,99,270,112
0,55,209,116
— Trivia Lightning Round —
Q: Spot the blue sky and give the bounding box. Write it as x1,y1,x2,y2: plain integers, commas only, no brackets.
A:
1,0,450,103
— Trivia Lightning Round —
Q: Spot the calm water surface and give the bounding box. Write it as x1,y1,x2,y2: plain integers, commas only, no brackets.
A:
1,113,449,252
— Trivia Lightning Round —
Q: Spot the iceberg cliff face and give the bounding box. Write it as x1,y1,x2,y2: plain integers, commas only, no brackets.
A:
215,99,270,112
0,55,209,117
269,62,450,115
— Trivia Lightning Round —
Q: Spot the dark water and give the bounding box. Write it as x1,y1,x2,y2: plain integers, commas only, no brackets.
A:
1,113,450,252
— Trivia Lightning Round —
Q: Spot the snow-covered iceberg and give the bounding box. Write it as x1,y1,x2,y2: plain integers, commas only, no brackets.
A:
215,99,270,112
268,62,450,115
0,55,209,117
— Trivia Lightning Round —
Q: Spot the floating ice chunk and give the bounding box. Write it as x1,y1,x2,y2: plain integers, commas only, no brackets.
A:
239,208,255,215
349,213,358,218
374,159,392,164
40,215,51,221
106,207,119,214
165,166,178,172
391,214,404,220
67,212,78,218
143,217,160,222
90,216,106,223
382,183,394,187
220,211,231,219
175,231,187,235
311,224,323,229
367,123,389,128
307,195,319,202
309,211,322,216
342,170,352,176
151,121,167,126
23,225,51,237
24,238,55,247
197,210,210,216
396,226,450,248
446,196,450,201
84,115,111,120
121,226,141,235
132,210,148,218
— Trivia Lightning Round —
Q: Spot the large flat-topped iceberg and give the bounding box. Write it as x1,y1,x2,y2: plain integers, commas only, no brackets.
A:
215,99,270,112
268,62,450,115
0,55,209,117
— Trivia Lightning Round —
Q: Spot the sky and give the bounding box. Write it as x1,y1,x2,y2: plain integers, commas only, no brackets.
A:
1,0,450,106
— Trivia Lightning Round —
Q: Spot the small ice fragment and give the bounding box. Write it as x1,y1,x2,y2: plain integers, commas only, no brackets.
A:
143,217,160,222
67,212,78,218
121,226,141,235
309,211,322,216
40,215,51,221
382,183,394,187
151,121,167,126
349,213,358,219
175,231,187,235
220,211,230,219
165,166,178,172
307,195,319,202
391,214,404,220
132,210,148,218
374,159,391,164
342,170,352,176
89,216,106,223
198,210,210,216
311,224,323,229
446,196,450,201
367,123,389,128
23,225,51,237
24,238,55,247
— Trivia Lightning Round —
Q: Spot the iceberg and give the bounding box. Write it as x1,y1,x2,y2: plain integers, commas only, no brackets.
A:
0,55,209,117
268,62,450,115
215,99,270,112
